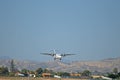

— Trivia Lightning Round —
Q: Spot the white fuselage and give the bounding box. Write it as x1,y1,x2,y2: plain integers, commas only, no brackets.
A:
53,54,62,60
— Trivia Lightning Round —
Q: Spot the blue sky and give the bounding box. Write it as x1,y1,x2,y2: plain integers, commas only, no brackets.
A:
0,0,120,61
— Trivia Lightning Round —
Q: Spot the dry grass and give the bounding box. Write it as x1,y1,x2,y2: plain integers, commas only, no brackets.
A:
0,77,88,80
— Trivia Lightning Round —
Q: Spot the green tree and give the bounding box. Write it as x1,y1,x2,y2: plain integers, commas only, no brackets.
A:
118,72,120,78
9,59,17,76
61,72,70,77
108,73,118,79
113,68,118,74
21,69,29,76
29,70,35,74
43,68,50,73
82,70,91,76
10,59,15,72
0,66,9,76
21,69,29,74
57,72,70,77
36,68,43,76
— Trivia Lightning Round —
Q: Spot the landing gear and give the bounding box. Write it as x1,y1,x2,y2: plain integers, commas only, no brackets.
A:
54,58,62,61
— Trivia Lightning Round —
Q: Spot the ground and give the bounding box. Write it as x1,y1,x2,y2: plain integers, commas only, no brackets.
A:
0,77,88,80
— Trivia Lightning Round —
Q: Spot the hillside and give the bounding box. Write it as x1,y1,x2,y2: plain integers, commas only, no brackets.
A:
0,56,120,73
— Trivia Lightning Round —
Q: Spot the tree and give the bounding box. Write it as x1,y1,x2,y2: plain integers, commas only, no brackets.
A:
43,68,50,73
113,68,118,74
0,66,9,76
36,68,43,76
21,69,29,76
82,70,91,76
108,73,118,79
21,69,29,74
57,72,70,78
61,72,70,77
10,59,15,72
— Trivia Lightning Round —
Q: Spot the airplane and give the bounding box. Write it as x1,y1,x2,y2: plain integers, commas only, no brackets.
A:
40,50,75,60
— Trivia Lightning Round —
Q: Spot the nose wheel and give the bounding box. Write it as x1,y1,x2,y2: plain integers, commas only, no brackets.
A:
54,58,62,60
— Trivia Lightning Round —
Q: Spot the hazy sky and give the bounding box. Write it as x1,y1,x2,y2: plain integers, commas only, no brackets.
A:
0,0,120,61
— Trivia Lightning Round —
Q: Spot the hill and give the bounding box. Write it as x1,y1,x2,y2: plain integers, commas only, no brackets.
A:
0,56,120,73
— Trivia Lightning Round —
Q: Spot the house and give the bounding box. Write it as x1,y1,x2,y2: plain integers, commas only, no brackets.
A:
42,73,52,78
70,73,81,77
92,75,101,79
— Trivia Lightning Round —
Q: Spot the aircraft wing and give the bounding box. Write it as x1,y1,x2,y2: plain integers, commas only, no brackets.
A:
40,53,55,56
61,54,75,57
